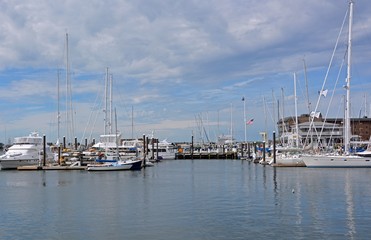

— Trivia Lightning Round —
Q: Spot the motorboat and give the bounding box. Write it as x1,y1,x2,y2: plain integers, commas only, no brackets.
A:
0,132,54,170
147,139,177,160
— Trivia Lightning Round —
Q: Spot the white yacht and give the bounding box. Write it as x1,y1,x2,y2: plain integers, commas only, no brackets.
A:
0,132,53,169
147,139,177,160
120,139,143,159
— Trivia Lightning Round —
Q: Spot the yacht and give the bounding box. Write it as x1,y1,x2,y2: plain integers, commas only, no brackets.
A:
0,132,54,169
147,139,177,160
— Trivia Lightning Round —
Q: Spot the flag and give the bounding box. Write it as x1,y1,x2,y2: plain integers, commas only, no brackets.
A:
310,111,321,118
318,89,328,97
246,118,254,125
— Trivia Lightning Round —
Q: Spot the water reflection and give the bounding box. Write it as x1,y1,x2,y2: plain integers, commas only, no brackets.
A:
345,171,356,239
1,161,371,239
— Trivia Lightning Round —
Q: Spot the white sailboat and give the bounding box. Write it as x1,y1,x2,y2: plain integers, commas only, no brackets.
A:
87,109,142,171
302,1,371,168
272,73,305,167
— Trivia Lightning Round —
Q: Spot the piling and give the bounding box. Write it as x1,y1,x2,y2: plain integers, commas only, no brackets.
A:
247,142,251,159
151,137,155,160
240,143,244,158
43,135,46,166
191,135,194,160
273,131,276,164
142,134,146,167
58,145,61,165
156,139,159,160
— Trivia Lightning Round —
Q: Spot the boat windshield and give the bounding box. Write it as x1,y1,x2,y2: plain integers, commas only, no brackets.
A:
14,137,42,144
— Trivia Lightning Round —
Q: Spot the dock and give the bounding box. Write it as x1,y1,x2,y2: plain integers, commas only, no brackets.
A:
175,152,238,159
17,165,87,171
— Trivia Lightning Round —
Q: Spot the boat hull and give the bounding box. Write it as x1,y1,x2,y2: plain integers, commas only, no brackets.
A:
269,156,306,167
0,158,40,170
302,155,371,168
87,159,142,171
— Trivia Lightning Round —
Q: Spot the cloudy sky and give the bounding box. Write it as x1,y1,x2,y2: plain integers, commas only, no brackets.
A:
0,0,371,144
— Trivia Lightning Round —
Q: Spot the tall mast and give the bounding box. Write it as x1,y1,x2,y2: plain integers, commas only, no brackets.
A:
65,33,69,143
243,96,246,142
57,69,60,146
104,67,109,135
294,72,299,147
109,73,113,135
230,103,233,144
303,58,311,114
131,105,134,139
344,0,353,153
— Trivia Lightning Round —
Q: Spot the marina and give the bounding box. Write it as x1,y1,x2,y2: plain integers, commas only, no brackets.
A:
1,1,371,239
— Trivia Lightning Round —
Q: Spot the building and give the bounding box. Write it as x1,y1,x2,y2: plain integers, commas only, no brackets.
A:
278,114,371,147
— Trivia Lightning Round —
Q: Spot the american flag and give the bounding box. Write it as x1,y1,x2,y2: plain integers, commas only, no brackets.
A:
246,118,254,125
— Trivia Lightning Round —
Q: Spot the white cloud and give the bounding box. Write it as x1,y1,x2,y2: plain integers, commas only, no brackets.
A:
1,0,371,142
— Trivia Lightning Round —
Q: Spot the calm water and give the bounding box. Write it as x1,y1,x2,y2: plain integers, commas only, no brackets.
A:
0,160,370,240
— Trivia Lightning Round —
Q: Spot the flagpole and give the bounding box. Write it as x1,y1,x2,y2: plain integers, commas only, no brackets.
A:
243,97,246,142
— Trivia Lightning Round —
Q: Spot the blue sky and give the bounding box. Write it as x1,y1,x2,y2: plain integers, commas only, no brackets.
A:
1,0,371,144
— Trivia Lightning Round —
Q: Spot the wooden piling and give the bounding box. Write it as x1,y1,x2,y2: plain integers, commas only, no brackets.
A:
142,134,146,167
273,131,276,164
43,135,46,166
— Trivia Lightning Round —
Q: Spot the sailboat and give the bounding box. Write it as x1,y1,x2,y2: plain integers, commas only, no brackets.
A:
86,70,142,171
302,1,371,168
87,109,142,171
271,73,306,167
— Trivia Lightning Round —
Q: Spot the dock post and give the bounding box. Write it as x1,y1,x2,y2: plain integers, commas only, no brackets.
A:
241,143,244,159
254,142,257,155
191,135,194,160
263,141,266,163
63,136,66,149
151,137,155,160
247,142,250,159
43,135,46,166
74,137,77,150
85,138,88,149
58,144,61,165
142,134,146,168
156,139,159,160
273,131,276,164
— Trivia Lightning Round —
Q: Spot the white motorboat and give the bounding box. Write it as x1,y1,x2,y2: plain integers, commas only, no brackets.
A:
0,132,54,170
148,139,177,160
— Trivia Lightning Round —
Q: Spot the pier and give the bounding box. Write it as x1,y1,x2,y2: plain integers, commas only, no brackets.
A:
175,152,238,159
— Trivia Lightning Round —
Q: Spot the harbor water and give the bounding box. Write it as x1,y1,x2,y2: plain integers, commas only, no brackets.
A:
1,159,370,239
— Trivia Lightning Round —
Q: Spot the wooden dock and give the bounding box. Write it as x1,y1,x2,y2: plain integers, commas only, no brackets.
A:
175,152,238,159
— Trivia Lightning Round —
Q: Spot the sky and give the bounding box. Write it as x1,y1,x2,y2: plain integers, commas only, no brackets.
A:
1,0,371,145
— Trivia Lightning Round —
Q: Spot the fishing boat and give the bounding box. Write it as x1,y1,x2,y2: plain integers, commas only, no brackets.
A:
0,132,54,170
302,1,371,168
